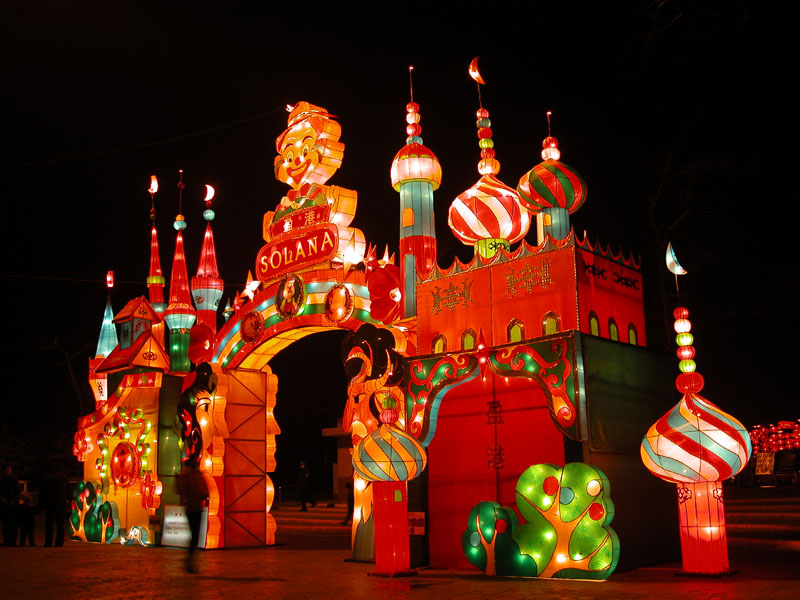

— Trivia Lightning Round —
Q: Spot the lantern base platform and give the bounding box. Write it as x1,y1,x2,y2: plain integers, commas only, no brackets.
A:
367,569,418,578
675,569,738,578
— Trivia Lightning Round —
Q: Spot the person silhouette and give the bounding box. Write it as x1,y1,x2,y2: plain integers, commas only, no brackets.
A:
297,460,316,512
18,494,36,546
39,465,69,547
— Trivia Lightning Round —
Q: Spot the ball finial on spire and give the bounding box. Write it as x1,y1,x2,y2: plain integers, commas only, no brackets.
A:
174,169,187,230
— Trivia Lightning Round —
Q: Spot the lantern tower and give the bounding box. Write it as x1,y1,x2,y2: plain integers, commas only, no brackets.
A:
163,173,196,372
146,176,167,315
448,67,530,259
640,306,751,575
191,186,223,334
391,82,442,318
517,120,587,244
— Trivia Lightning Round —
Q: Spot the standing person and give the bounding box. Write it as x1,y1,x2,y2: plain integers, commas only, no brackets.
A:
39,466,69,547
297,460,315,512
18,494,36,546
177,460,208,573
0,464,20,546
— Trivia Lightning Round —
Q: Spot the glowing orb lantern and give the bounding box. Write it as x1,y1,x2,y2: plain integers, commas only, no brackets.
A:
517,132,587,244
640,306,751,575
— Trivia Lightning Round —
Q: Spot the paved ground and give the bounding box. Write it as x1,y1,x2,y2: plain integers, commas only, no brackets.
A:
1,538,798,600
2,487,798,599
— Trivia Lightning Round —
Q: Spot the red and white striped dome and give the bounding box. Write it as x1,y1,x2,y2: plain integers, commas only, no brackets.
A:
448,174,531,245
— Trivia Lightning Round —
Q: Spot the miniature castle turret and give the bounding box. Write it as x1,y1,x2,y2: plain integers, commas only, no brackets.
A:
191,186,223,334
163,172,196,372
391,81,442,318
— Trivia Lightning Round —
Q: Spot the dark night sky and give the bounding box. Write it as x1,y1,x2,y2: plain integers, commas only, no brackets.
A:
0,0,795,461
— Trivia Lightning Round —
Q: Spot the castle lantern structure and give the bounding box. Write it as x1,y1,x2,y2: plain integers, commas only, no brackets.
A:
391,91,442,318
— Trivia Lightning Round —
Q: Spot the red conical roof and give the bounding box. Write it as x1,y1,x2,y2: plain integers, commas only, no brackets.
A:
147,225,166,308
196,222,220,279
166,231,193,308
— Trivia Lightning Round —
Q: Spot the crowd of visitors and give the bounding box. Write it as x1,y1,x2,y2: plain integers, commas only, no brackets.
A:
0,464,70,547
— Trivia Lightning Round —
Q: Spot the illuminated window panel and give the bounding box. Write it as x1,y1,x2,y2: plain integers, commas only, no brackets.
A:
507,319,524,343
542,312,560,336
608,319,619,341
462,329,477,351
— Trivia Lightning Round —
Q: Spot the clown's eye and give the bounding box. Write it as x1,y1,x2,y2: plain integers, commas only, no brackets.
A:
302,146,309,157
285,150,294,162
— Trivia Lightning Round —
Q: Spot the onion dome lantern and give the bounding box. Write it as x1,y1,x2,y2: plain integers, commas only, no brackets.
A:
640,304,752,575
391,102,442,191
448,99,530,259
448,173,530,258
517,124,587,244
352,424,427,482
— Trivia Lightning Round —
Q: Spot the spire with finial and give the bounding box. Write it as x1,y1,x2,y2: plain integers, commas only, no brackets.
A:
517,111,587,244
191,184,224,333
146,175,167,314
95,270,118,358
390,66,442,319
640,246,751,575
163,170,196,372
448,58,530,259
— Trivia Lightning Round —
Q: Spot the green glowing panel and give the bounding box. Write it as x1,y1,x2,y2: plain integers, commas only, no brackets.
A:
462,463,619,580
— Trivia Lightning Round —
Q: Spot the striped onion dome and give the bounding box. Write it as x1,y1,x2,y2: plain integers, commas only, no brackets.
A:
448,174,531,245
352,425,427,482
640,306,751,484
517,159,587,214
640,392,751,484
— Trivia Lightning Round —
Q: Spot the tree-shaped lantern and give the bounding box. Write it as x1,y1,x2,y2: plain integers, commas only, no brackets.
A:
448,58,530,259
640,248,751,574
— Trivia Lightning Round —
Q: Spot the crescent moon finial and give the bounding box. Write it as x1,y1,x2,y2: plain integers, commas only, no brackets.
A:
468,57,486,85
666,242,688,275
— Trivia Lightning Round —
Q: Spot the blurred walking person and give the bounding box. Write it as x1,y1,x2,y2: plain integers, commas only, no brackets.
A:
177,460,208,573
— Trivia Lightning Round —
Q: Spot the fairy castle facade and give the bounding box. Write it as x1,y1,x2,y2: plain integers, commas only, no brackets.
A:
73,87,682,574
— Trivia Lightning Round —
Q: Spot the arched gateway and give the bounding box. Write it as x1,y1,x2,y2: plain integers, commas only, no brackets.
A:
75,90,676,577
207,265,380,548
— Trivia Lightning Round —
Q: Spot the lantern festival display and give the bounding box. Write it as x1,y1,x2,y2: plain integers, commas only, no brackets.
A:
641,304,751,575
73,56,710,581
